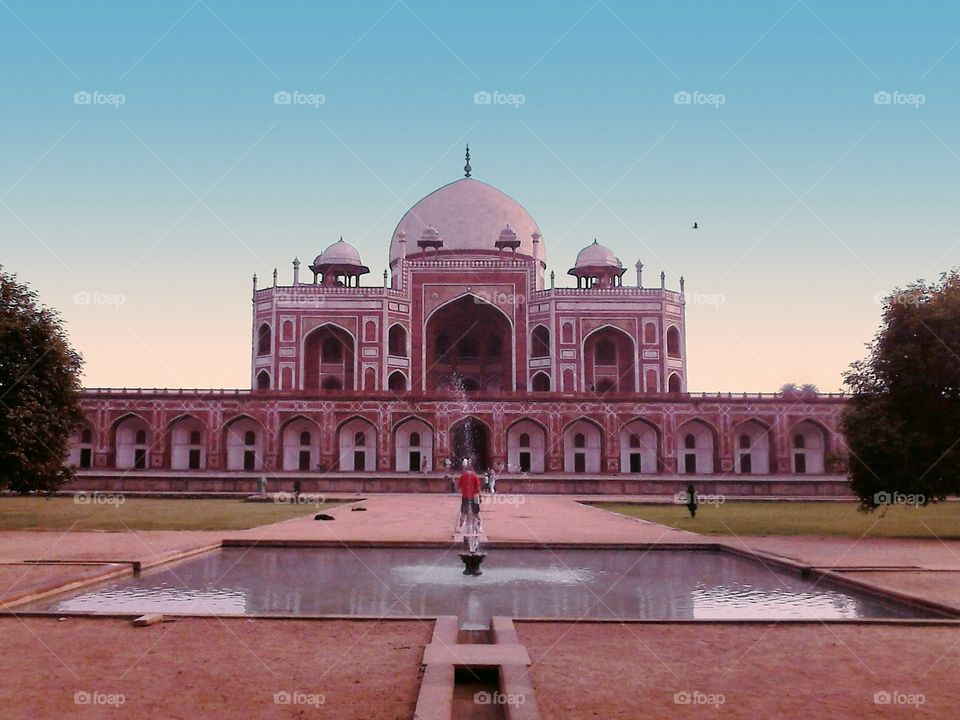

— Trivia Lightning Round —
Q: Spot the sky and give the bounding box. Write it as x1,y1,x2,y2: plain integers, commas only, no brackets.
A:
2,0,959,392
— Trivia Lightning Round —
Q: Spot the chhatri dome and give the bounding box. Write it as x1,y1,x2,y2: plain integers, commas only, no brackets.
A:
572,238,621,271
390,148,544,267
310,237,369,285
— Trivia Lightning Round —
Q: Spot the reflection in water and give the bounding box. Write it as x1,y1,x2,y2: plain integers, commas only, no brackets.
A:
32,548,926,626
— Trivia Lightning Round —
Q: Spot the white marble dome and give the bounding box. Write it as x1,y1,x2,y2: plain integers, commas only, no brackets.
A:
390,178,544,265
313,238,365,269
573,239,621,270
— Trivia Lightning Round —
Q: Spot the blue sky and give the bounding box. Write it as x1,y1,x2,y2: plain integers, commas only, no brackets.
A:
2,0,959,391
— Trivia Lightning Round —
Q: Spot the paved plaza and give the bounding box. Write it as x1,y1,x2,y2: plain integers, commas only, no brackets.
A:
2,495,959,718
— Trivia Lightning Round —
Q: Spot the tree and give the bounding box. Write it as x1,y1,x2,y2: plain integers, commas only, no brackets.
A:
779,382,819,400
0,268,85,493
842,271,960,509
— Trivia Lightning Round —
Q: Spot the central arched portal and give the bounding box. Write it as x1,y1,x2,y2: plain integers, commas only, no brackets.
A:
426,296,512,393
449,417,490,471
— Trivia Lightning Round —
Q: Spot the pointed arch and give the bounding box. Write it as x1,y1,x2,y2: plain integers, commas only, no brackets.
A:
666,325,681,357
257,322,272,356
167,413,209,470
423,292,515,393
394,416,434,472
223,414,265,471
619,417,660,474
789,418,830,474
677,418,718,475
112,413,152,470
280,415,321,471
563,417,604,473
506,417,547,473
582,324,637,393
733,418,772,474
388,323,408,357
338,416,377,471
531,371,550,392
530,324,551,358
303,322,356,392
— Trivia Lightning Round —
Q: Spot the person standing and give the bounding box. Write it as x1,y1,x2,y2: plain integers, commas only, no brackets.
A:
456,459,481,532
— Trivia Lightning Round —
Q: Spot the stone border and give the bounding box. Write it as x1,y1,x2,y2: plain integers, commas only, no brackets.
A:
414,616,540,720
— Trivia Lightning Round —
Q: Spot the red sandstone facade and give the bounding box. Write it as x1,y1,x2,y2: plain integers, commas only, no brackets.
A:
68,170,846,493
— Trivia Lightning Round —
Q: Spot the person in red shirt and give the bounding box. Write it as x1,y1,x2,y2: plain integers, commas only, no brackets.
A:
456,459,482,532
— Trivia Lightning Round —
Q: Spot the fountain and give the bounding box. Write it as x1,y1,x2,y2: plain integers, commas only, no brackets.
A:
448,372,487,576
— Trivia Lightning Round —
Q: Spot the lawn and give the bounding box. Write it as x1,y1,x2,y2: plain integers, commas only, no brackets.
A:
594,500,960,538
0,496,342,531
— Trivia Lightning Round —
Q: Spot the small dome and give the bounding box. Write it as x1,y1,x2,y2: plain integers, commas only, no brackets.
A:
574,239,620,270
420,225,440,240
497,224,518,242
313,238,364,268
310,238,369,278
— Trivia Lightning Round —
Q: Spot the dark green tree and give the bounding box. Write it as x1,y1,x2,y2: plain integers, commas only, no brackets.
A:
842,271,960,508
0,268,85,493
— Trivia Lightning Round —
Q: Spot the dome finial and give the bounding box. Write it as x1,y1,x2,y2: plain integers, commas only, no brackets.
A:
464,144,472,178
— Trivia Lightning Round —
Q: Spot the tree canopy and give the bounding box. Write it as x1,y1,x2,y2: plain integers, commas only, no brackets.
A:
0,268,85,493
842,270,960,508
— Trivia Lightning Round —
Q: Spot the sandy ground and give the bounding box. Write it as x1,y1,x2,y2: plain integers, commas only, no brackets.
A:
0,617,430,720
4,496,960,719
519,622,960,719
